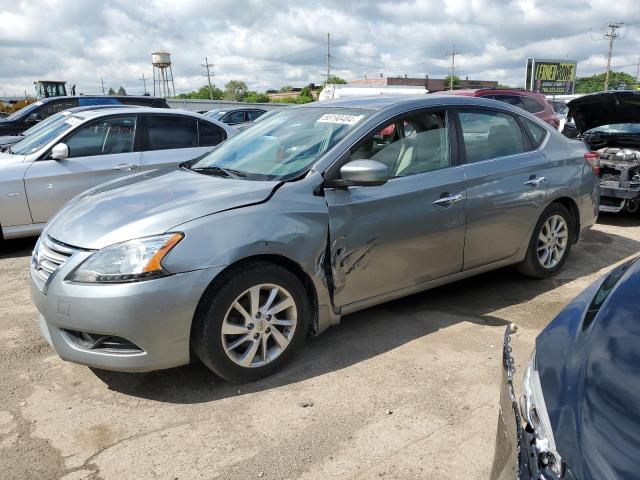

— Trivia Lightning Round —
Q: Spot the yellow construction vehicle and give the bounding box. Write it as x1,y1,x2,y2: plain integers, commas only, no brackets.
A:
0,80,68,115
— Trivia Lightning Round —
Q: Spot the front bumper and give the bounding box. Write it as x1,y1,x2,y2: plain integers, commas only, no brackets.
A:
490,325,534,480
30,251,224,372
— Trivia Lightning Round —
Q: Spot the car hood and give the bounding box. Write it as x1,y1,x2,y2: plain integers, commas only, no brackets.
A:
568,91,640,134
46,167,280,249
535,257,640,480
0,151,25,165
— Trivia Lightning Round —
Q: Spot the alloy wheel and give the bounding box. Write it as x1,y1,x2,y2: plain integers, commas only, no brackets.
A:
536,214,569,269
221,283,297,368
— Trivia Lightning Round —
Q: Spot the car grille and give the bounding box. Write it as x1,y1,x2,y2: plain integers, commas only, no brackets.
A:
32,235,80,283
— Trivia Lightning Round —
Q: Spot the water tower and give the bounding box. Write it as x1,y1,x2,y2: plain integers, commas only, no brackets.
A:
152,51,176,98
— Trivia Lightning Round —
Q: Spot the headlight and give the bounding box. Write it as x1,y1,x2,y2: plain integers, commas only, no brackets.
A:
68,233,183,283
521,349,563,477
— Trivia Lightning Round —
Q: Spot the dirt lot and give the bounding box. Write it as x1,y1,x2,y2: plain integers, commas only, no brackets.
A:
1,214,638,480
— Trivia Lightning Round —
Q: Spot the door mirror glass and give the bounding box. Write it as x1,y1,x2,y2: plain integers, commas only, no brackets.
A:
340,160,389,186
51,143,69,160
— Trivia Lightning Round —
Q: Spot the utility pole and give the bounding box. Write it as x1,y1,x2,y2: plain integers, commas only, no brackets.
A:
100,78,105,95
326,33,331,80
446,44,460,90
602,22,625,91
139,73,148,94
202,57,215,100
635,58,640,90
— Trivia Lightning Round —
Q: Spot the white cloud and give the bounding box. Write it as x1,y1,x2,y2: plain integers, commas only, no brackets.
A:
0,0,639,97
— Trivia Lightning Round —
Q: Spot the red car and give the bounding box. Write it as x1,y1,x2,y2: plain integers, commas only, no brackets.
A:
433,88,560,129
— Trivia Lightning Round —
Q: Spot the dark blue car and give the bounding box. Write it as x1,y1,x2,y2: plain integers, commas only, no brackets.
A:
491,256,640,480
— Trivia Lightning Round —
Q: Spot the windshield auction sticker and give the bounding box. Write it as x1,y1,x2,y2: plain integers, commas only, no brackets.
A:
317,114,364,125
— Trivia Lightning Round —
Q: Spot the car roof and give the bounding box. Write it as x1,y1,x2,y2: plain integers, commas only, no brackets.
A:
72,107,205,119
35,95,164,103
296,95,520,111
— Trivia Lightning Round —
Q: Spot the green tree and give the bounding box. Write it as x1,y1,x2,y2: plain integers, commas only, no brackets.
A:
279,85,293,92
244,91,270,103
324,75,347,85
107,87,116,95
117,86,127,96
443,75,461,89
224,80,248,101
176,85,223,100
575,71,636,93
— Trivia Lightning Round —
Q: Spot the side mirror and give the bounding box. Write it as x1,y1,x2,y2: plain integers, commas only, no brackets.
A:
338,160,389,187
28,113,42,123
51,143,69,160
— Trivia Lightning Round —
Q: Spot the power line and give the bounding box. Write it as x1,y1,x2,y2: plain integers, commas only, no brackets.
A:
600,22,626,91
202,57,215,99
446,44,461,89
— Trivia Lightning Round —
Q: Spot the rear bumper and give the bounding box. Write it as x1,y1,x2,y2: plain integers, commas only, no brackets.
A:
490,325,534,480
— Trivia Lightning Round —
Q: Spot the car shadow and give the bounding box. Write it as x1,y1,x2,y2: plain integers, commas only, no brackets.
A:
92,226,640,404
0,237,37,260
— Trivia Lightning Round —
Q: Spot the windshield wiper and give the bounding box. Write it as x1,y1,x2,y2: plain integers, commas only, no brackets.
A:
191,165,246,179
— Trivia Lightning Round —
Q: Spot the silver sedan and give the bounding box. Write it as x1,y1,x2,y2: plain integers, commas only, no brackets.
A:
0,107,235,239
30,96,599,382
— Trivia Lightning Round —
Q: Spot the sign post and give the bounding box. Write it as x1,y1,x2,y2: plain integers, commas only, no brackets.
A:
525,59,577,96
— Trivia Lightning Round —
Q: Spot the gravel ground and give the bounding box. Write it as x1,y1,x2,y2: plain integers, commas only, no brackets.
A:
1,213,638,480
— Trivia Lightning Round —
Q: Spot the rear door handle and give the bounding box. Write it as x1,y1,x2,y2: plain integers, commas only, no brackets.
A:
113,163,138,171
433,192,464,206
524,176,546,187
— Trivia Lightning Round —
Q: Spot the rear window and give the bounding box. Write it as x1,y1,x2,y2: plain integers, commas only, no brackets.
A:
521,96,545,114
146,116,198,150
199,121,225,147
522,118,548,148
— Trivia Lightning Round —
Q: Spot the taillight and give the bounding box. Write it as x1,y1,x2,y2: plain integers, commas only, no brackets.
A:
584,151,600,175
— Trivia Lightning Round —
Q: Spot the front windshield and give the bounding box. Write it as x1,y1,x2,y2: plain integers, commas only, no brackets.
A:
191,107,371,180
21,111,71,136
207,110,226,120
5,101,43,121
587,123,640,134
9,115,82,155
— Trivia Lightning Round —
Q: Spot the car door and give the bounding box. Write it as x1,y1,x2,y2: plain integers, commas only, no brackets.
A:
24,115,141,223
324,108,467,308
139,115,216,170
455,107,548,270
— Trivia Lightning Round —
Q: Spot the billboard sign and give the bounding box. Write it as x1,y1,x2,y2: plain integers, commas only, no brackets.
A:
525,59,577,95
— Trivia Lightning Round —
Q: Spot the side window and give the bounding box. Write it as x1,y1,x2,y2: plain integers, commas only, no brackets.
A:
522,117,548,148
458,110,526,163
247,110,265,121
66,116,137,158
349,110,450,178
39,99,78,119
225,111,246,124
147,116,198,150
521,96,545,114
198,121,225,147
492,95,525,108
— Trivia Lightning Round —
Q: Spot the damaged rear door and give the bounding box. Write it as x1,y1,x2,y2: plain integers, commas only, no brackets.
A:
324,108,467,308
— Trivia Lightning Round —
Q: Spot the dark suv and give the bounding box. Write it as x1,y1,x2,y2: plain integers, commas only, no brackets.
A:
434,88,560,129
0,95,170,136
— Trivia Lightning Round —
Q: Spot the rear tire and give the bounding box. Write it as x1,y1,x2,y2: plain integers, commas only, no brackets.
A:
193,261,309,383
516,203,574,278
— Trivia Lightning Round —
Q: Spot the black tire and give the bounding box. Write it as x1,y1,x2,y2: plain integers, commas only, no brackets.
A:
193,261,309,383
516,203,575,279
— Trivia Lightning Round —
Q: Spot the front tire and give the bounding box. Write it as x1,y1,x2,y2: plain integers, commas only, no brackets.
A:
517,203,574,278
193,261,309,383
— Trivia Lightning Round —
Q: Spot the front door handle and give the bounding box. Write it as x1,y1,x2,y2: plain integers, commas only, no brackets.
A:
433,192,464,206
113,163,138,171
524,176,546,187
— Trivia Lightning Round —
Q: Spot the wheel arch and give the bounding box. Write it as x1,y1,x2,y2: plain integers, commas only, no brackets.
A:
190,254,320,348
548,196,581,242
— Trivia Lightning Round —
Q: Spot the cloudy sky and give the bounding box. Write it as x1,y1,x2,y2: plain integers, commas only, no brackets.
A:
1,0,639,97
